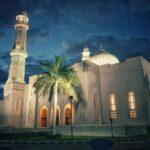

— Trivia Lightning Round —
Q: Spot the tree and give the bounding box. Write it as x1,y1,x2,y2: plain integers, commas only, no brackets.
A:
33,56,86,134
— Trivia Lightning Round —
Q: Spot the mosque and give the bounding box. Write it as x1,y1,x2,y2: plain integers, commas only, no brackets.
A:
0,11,150,136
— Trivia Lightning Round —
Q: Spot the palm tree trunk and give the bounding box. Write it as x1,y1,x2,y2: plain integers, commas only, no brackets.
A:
52,81,58,135
34,93,39,128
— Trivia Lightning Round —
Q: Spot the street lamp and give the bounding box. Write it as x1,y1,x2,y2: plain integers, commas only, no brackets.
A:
69,95,73,141
110,118,114,138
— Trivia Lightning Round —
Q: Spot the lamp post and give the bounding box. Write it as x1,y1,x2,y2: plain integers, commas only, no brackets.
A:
69,95,73,141
110,118,114,138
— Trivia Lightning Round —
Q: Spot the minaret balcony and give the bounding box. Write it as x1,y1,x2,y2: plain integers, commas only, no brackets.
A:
15,20,28,25
14,23,29,30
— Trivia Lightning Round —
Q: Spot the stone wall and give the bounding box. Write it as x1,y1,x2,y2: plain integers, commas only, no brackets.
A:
99,56,149,125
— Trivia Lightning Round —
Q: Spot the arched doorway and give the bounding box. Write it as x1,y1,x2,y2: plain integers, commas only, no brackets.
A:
41,108,47,127
56,108,60,125
65,107,72,125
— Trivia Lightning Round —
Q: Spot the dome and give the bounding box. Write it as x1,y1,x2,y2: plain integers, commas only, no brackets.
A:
20,11,28,17
89,49,119,66
83,47,90,52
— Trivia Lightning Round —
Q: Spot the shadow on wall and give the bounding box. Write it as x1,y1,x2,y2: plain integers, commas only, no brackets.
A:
144,74,150,102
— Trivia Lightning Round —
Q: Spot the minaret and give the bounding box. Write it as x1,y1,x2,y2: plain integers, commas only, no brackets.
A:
82,47,90,61
6,11,29,84
3,11,29,127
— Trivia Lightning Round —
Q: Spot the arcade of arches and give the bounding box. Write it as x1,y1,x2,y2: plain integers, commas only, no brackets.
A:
40,104,74,127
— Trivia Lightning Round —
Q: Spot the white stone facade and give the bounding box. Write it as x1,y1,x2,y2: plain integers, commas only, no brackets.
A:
0,12,150,135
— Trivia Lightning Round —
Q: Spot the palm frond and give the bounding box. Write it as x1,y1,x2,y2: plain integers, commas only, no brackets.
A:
42,80,51,96
48,83,55,102
34,74,54,96
59,79,71,95
33,75,47,94
72,84,87,110
34,55,87,111
55,56,63,68
60,66,79,86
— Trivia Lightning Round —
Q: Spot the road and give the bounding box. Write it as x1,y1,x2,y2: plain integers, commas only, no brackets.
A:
0,141,93,150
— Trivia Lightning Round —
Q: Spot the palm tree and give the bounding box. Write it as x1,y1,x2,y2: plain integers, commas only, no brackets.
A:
33,56,86,134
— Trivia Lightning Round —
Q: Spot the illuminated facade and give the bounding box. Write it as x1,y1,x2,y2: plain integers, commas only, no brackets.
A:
0,12,150,135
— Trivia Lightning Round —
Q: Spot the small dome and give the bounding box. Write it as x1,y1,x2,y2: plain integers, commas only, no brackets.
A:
83,47,89,52
89,48,119,66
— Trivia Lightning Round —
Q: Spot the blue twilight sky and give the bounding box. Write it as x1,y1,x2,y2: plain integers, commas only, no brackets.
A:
0,0,150,95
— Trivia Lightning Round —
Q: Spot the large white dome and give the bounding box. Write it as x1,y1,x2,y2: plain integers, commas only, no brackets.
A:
89,49,119,66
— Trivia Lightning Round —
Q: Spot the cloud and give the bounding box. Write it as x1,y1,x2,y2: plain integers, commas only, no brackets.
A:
0,31,6,37
0,51,10,70
62,41,70,49
0,69,8,84
0,0,149,29
0,68,8,97
64,36,150,62
0,0,22,27
25,56,54,82
0,51,12,96
0,51,52,95
35,0,150,27
0,0,150,96
28,27,50,43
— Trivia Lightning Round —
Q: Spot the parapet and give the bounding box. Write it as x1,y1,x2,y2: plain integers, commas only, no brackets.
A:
29,75,38,84
99,56,143,72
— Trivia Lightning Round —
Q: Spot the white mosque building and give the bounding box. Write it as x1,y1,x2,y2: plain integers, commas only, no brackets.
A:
0,11,150,136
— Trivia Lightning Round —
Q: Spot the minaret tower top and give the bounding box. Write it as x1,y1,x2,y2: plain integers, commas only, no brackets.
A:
13,11,29,51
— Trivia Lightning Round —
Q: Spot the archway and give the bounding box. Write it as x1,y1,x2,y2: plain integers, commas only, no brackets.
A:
56,108,60,125
41,108,47,127
65,107,72,125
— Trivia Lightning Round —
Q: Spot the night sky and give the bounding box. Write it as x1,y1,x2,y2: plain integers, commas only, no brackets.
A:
0,0,150,96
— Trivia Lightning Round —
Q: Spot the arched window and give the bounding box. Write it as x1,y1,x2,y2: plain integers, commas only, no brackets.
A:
109,94,117,119
128,91,137,118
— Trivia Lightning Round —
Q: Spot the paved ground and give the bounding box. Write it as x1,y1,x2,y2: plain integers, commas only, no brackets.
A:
0,140,150,150
113,140,150,150
0,127,149,149
0,142,93,150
